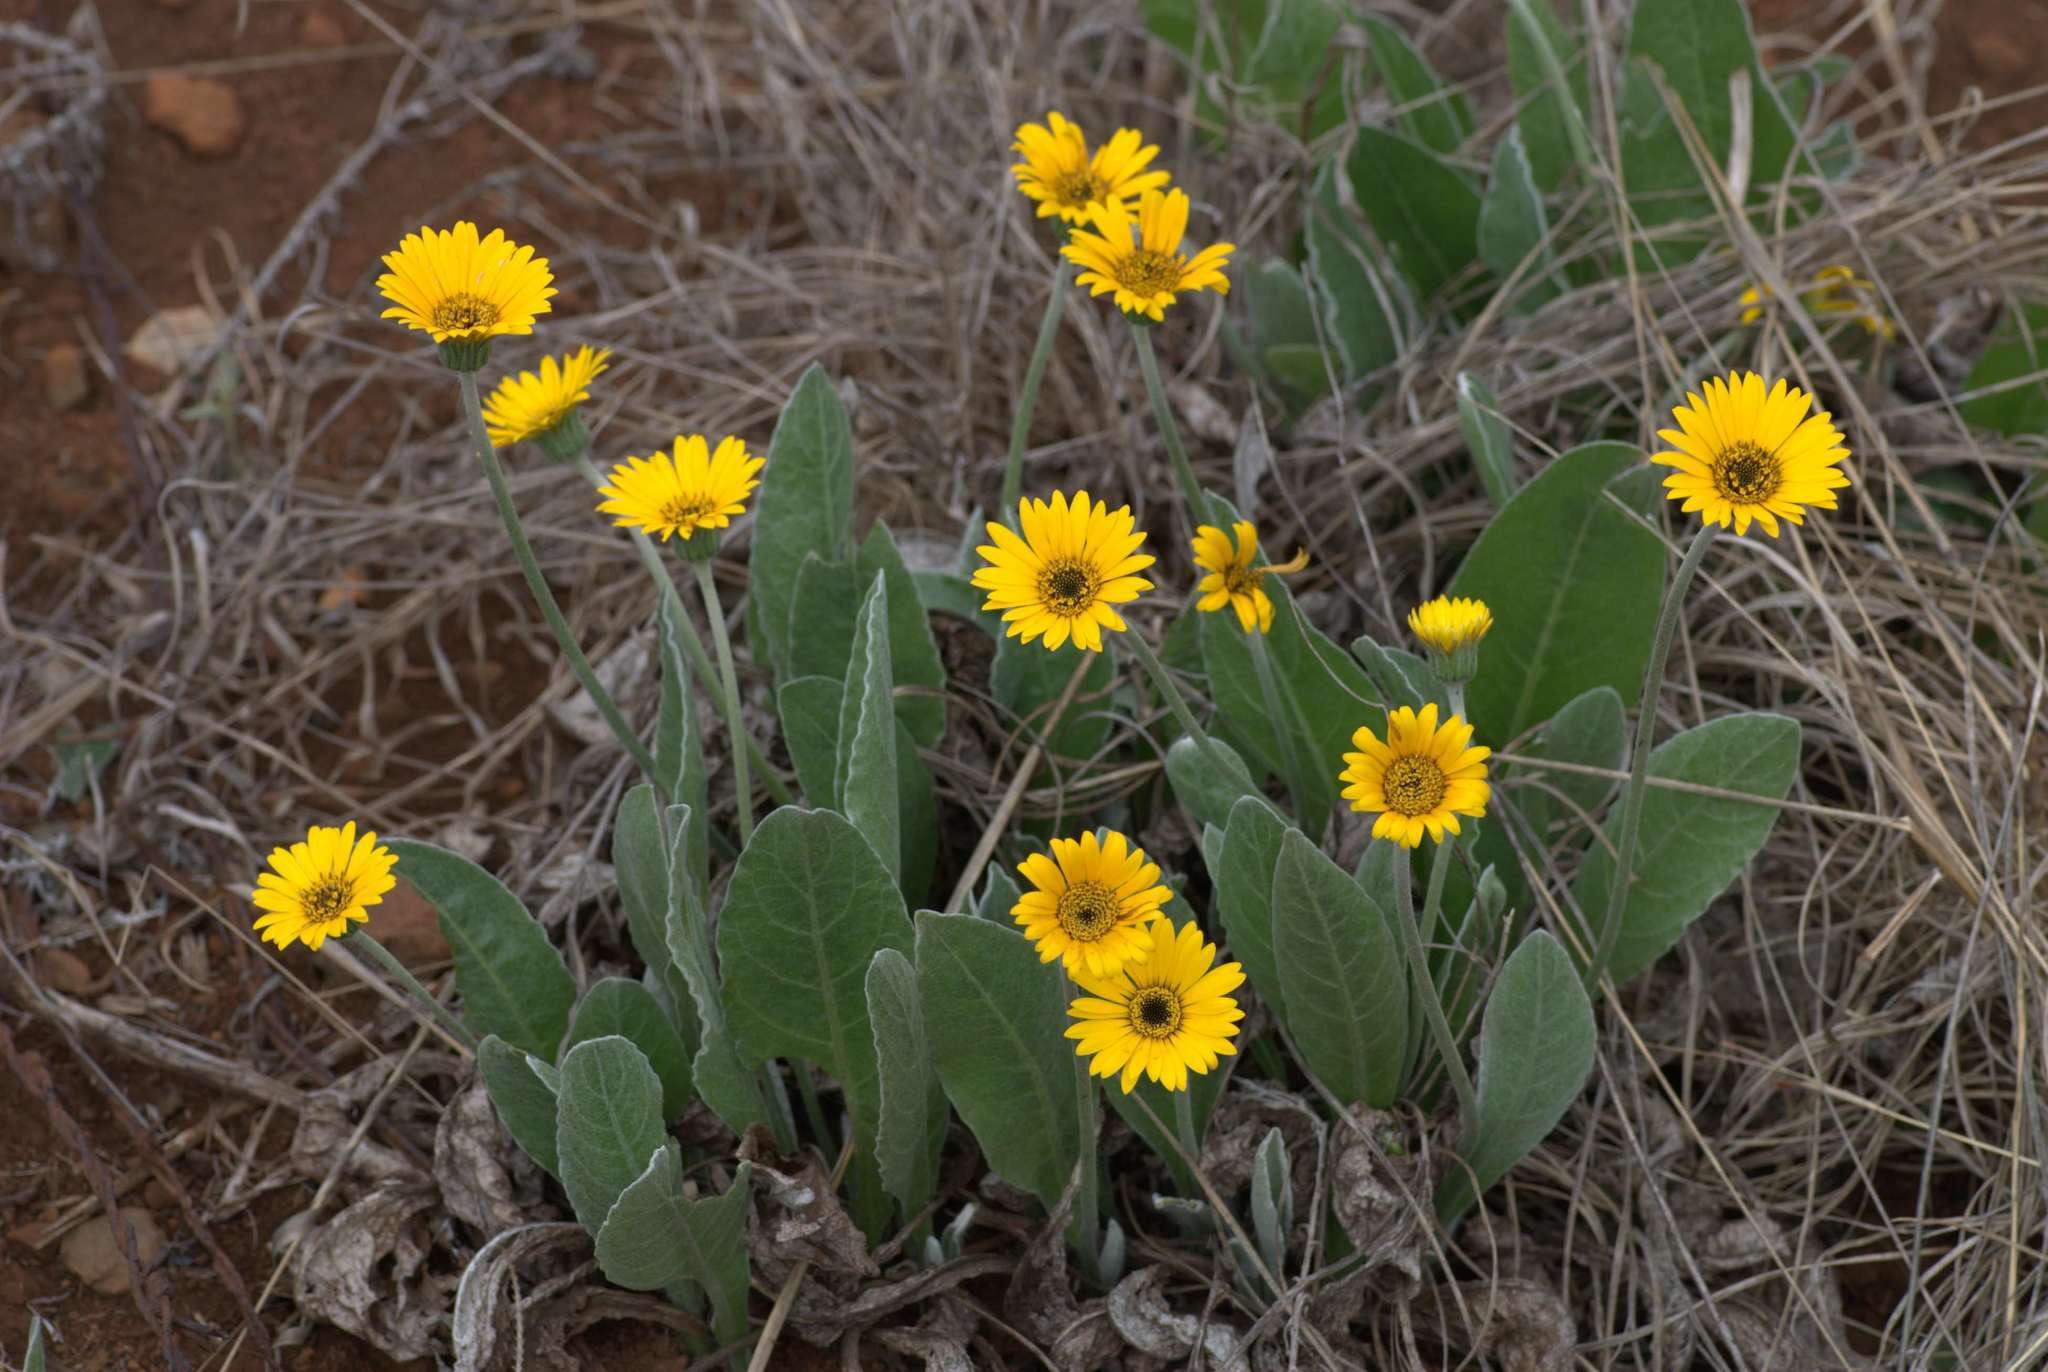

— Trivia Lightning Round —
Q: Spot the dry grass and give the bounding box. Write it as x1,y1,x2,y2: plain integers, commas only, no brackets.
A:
3,0,2047,1367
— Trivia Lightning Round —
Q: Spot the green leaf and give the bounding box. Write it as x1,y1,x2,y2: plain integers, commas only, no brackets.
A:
975,864,1021,921
1959,302,2048,437
1506,0,1589,190
1344,127,1482,302
1625,0,1791,184
836,574,901,881
386,840,574,1061
992,636,1116,762
52,737,119,803
662,808,770,1136
719,808,912,1170
866,949,947,1222
913,911,1077,1208
1245,259,1331,407
1214,795,1291,1017
777,675,844,806
562,978,694,1123
613,785,697,1055
1306,166,1404,386
1250,1126,1292,1279
1514,685,1626,839
1576,713,1800,983
594,1141,753,1352
1164,735,1262,833
1447,443,1664,743
24,1315,48,1372
1436,931,1593,1221
1270,830,1407,1106
787,553,863,682
752,365,855,677
1455,372,1519,508
859,522,948,748
1362,16,1470,155
894,718,939,909
555,1035,667,1232
1477,131,1559,315
655,590,709,896
478,1034,561,1177
1349,634,1449,715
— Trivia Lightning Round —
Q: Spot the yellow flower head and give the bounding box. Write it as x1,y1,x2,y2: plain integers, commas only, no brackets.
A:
251,821,398,952
377,221,555,344
482,345,612,450
1012,112,1172,225
1650,371,1851,538
1063,189,1234,323
1407,595,1492,655
596,435,763,543
1191,522,1309,634
1738,265,1895,341
1066,919,1244,1094
1340,704,1491,849
972,490,1154,652
1012,830,1171,977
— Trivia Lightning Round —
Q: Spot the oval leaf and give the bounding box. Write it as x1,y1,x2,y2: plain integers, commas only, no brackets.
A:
478,1034,560,1178
562,978,693,1123
752,365,854,677
836,573,900,881
1270,831,1408,1106
594,1140,753,1352
555,1035,666,1233
1214,795,1290,1018
385,839,574,1061
866,948,947,1222
1344,127,1482,302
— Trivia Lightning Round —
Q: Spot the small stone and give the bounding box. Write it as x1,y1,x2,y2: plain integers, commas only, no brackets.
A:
126,305,220,377
369,879,451,966
41,343,89,411
299,5,346,47
61,1208,166,1295
142,75,246,159
143,1179,176,1209
36,946,92,996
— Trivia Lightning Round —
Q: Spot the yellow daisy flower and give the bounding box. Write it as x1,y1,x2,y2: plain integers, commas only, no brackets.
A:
1738,265,1895,340
251,821,399,952
972,490,1154,652
376,222,555,359
1191,521,1309,635
1011,111,1171,225
1062,189,1234,323
596,435,763,544
1340,704,1491,849
482,345,611,454
1649,371,1852,538
1406,595,1492,682
1066,919,1244,1094
1012,830,1171,978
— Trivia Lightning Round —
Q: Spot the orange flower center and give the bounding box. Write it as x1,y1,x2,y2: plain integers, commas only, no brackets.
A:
1127,986,1183,1039
431,292,501,335
1381,756,1447,817
1711,442,1783,504
1055,881,1120,942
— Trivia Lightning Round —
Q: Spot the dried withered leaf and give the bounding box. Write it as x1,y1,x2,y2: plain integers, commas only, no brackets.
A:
735,1133,876,1284
291,1185,451,1362
1327,1106,1429,1288
435,1077,545,1239
1107,1265,1250,1371
1421,1279,1576,1372
291,1060,432,1187
1199,1079,1321,1203
791,1253,1011,1345
1004,1156,1120,1372
450,1221,591,1372
871,1296,982,1372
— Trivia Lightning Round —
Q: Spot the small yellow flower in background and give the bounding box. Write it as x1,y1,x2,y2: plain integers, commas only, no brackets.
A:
1738,264,1895,340
377,222,556,356
1063,188,1234,323
597,435,763,543
251,821,398,952
482,345,611,453
1407,595,1492,683
1067,919,1244,1094
1191,522,1309,634
1340,704,1491,849
973,490,1154,652
1012,111,1171,225
1650,371,1852,538
1012,830,1171,977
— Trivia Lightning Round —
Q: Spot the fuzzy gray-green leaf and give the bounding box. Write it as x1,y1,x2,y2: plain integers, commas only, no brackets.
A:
555,1036,667,1233
594,1140,753,1352
612,786,697,1055
1270,831,1408,1106
478,1034,560,1178
1215,795,1290,1017
866,948,947,1221
562,978,693,1122
662,805,769,1135
778,675,844,806
836,573,900,881
753,365,855,677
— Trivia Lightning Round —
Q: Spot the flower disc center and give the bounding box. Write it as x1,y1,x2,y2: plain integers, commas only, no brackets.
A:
1053,168,1106,209
303,876,354,923
1222,561,1261,597
1711,441,1783,504
431,292,502,335
1114,249,1183,299
1127,986,1184,1039
659,494,718,529
1055,881,1121,942
1381,755,1448,817
1036,558,1100,617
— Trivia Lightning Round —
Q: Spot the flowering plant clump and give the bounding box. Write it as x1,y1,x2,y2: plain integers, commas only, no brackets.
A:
249,26,1863,1354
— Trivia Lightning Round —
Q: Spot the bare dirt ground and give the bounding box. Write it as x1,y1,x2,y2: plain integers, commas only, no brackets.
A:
1,0,2045,1368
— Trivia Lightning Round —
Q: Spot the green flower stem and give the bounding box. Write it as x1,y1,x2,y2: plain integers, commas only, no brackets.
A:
457,372,661,782
692,559,756,847
1246,626,1316,822
1119,627,1210,748
1002,258,1075,529
1388,837,1479,1127
1129,321,1209,525
1591,523,1717,982
349,929,477,1051
571,455,792,807
1065,979,1104,1284
1172,1086,1202,1184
